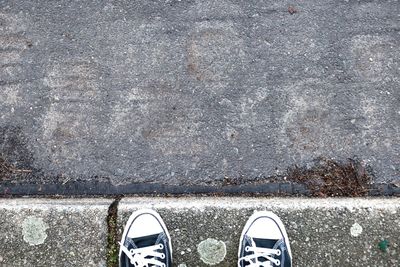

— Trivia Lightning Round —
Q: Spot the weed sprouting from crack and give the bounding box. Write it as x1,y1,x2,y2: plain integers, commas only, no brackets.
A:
107,197,121,267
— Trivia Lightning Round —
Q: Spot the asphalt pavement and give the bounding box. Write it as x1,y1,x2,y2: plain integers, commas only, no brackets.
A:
0,0,399,195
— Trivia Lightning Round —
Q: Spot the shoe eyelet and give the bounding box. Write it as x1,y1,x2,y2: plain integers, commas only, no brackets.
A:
130,249,135,254
160,253,165,259
245,246,250,252
275,259,281,266
276,249,281,256
159,244,164,249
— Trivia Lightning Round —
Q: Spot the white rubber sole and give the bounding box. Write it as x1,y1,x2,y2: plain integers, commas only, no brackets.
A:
118,209,173,265
237,211,292,267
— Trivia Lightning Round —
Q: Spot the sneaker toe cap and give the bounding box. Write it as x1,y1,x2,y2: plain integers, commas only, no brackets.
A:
128,213,164,238
247,217,283,240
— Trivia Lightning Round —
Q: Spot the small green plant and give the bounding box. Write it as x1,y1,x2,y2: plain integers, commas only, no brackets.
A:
378,239,389,252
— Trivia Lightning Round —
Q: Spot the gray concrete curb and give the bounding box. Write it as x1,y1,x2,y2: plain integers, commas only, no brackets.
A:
0,198,399,266
118,198,400,267
0,198,113,267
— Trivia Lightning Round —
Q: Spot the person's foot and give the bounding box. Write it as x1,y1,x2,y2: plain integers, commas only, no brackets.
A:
238,211,292,267
119,209,172,267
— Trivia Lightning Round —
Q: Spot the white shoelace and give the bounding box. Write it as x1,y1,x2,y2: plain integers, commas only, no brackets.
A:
238,245,281,267
120,242,166,267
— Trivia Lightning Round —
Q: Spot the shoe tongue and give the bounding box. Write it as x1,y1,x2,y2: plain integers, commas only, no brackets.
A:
131,233,161,248
252,237,279,249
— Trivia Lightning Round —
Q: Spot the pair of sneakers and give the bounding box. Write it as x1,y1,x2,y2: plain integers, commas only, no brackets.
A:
119,210,292,267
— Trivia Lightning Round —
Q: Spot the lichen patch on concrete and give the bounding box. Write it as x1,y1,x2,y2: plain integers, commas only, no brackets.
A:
197,238,226,265
350,222,363,237
21,216,48,245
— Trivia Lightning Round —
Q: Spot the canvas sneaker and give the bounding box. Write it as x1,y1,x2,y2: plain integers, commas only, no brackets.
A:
238,211,292,267
119,209,172,267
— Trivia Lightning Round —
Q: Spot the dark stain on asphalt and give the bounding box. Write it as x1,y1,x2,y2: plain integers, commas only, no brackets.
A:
0,156,32,181
287,157,372,197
